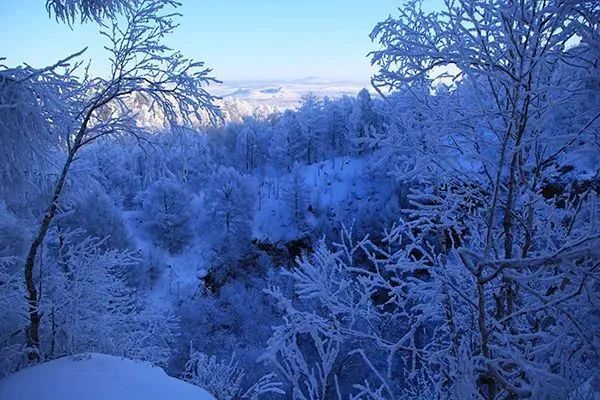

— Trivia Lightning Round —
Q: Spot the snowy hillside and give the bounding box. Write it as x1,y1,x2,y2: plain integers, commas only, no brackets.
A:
254,157,393,242
0,353,215,400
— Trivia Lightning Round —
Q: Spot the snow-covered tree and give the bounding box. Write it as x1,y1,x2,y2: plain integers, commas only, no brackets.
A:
1,0,218,360
269,110,303,171
40,229,177,365
46,0,137,24
0,202,29,263
58,187,131,250
162,131,215,189
0,228,177,377
137,179,195,254
348,88,377,155
297,94,324,165
183,346,245,400
282,164,310,234
364,0,600,397
0,65,69,217
262,232,383,400
235,118,269,173
322,96,353,158
0,203,29,376
204,167,256,265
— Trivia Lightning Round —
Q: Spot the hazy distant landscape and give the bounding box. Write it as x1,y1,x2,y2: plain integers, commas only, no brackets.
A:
213,77,371,108
0,1,598,400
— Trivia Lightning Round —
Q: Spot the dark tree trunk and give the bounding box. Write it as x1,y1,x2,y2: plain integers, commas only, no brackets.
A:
23,146,78,361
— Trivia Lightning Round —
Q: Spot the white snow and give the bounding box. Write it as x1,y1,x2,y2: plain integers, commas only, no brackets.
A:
0,353,215,400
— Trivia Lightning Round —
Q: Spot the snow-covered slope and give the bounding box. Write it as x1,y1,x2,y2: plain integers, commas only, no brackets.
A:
0,353,215,400
254,156,395,242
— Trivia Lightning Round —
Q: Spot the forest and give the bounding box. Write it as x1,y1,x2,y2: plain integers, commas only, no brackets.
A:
0,0,599,399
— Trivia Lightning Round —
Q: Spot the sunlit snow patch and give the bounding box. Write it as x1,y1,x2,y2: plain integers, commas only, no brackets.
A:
0,353,215,400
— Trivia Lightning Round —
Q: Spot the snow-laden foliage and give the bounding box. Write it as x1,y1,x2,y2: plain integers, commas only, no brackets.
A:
184,345,283,400
183,347,245,400
282,164,310,234
0,228,177,377
40,230,177,365
0,0,218,362
46,0,137,24
0,59,71,213
266,218,599,399
137,179,195,254
58,188,131,250
204,166,256,266
0,202,29,262
334,0,600,397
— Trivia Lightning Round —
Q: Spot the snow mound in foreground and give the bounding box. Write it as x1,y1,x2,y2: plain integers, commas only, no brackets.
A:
0,353,215,400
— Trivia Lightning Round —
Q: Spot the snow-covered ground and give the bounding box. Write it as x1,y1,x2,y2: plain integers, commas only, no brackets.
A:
254,156,394,242
0,353,215,400
123,210,206,310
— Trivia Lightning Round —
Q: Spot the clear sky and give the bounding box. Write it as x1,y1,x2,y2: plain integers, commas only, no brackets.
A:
0,1,439,83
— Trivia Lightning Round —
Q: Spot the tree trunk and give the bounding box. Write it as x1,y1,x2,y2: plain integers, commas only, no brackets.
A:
23,149,76,361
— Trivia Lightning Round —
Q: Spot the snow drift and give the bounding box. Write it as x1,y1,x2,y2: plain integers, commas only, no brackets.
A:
0,353,215,400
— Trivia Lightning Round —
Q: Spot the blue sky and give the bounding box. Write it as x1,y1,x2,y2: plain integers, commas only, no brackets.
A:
0,1,434,82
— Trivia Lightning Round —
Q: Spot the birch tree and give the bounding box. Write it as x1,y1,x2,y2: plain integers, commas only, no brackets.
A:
0,0,218,361
366,0,600,397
